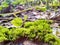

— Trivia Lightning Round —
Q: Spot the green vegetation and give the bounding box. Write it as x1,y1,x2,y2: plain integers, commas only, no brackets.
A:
11,18,23,26
0,0,59,11
0,26,8,42
0,0,60,45
44,34,60,45
0,17,60,45
0,1,9,11
35,6,47,12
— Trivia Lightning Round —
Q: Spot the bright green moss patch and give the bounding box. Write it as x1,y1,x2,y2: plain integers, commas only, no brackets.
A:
0,18,60,45
11,18,23,26
35,6,47,12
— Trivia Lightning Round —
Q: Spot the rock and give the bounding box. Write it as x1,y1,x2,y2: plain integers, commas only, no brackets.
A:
0,42,4,45
35,15,41,19
18,43,23,45
51,23,59,28
1,5,13,13
41,15,48,19
52,27,57,35
50,11,55,18
6,42,14,45
23,40,37,45
43,43,48,45
51,23,59,35
56,28,60,37
32,12,37,15
16,5,24,10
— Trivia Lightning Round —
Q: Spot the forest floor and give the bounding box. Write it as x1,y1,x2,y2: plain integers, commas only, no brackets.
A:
0,5,60,45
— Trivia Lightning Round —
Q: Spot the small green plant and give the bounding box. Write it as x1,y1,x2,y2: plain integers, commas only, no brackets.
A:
24,19,53,40
0,1,9,11
0,26,8,42
7,28,26,41
44,34,60,45
0,18,60,45
0,6,3,10
24,22,34,28
1,1,9,8
52,0,59,7
11,17,23,26
35,6,47,12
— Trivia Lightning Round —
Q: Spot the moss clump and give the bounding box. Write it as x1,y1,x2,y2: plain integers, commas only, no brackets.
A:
35,6,47,12
0,18,60,45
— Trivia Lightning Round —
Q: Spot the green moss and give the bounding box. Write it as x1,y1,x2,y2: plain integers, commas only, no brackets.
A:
35,6,47,12
1,1,9,8
44,34,60,45
0,19,60,45
24,22,34,28
0,6,3,10
11,18,23,26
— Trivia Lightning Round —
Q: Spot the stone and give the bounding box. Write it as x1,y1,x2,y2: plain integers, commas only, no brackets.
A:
51,23,59,28
43,43,48,45
32,12,37,15
35,15,41,19
23,40,37,45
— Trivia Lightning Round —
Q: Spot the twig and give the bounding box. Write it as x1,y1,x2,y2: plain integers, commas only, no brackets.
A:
0,8,33,17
